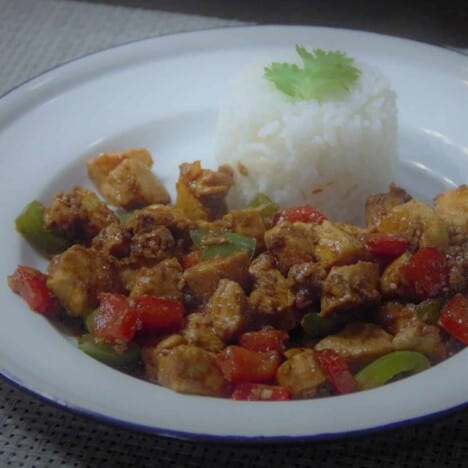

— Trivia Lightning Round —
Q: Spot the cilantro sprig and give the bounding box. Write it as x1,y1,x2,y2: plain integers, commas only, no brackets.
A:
264,46,361,101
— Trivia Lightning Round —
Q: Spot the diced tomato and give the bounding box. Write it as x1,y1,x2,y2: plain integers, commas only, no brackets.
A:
402,247,448,299
93,293,139,345
132,295,185,333
8,265,60,317
438,294,468,345
238,328,288,353
181,250,201,269
217,346,281,384
316,349,356,395
232,383,291,401
364,232,409,257
273,205,327,225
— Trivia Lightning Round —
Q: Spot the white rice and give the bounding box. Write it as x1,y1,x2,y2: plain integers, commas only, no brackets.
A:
214,51,398,224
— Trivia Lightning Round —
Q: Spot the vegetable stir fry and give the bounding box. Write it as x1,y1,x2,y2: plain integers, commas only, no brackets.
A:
8,149,468,400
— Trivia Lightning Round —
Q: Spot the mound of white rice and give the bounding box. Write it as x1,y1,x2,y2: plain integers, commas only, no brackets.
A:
214,52,398,224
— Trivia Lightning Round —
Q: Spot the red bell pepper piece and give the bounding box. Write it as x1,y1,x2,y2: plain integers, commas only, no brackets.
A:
274,205,327,225
8,265,60,317
132,295,185,333
232,383,291,401
93,293,139,345
364,232,409,257
402,247,448,299
438,294,468,345
316,349,356,395
217,346,281,384
238,328,288,353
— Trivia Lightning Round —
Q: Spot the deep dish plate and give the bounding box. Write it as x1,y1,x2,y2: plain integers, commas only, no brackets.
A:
0,26,467,442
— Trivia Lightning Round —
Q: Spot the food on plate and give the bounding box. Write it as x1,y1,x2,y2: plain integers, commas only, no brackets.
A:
215,46,398,223
8,149,467,400
7,47,467,401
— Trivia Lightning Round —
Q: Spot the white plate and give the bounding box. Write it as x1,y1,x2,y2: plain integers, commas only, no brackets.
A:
0,26,467,442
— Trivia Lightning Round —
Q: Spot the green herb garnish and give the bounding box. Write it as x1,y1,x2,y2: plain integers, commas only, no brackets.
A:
264,46,361,101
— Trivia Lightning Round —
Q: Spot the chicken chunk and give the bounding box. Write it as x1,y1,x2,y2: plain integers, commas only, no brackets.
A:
87,148,170,209
142,344,226,396
181,312,224,352
288,262,326,309
129,258,184,299
378,302,446,360
434,185,468,246
223,208,266,250
87,148,153,188
377,200,449,250
91,222,131,258
264,221,318,274
365,183,412,227
380,252,412,298
44,186,118,244
276,349,326,398
183,251,251,303
248,254,298,330
175,161,233,221
126,204,195,249
129,226,176,267
446,245,468,292
320,262,381,316
207,279,249,341
314,221,365,270
315,322,393,364
47,245,122,316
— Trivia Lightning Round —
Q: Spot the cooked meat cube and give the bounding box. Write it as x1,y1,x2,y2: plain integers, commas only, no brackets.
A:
264,221,317,274
377,200,449,250
276,349,326,398
47,245,121,316
91,222,131,258
315,322,393,364
378,302,446,360
183,251,251,303
44,186,118,244
126,204,195,249
446,245,468,292
434,185,468,246
181,312,224,352
157,334,187,350
87,148,153,188
248,254,298,330
333,222,369,240
320,262,381,316
288,262,326,309
223,208,266,249
101,158,170,209
129,258,184,300
129,226,176,266
380,252,412,298
207,279,249,341
314,221,365,270
142,344,226,396
366,183,412,227
175,161,233,221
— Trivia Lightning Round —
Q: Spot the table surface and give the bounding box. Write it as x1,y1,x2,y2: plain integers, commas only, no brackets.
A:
1,1,467,466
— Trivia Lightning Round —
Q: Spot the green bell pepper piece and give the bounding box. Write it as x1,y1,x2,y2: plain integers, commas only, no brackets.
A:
15,200,69,257
78,334,140,368
190,230,256,261
355,351,430,390
416,298,444,325
301,311,340,337
248,193,279,225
